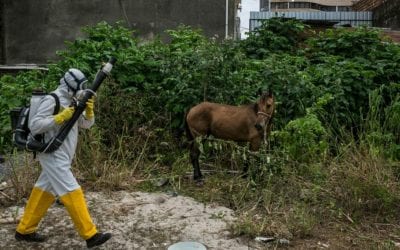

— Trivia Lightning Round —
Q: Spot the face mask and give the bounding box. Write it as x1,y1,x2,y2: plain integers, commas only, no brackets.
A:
63,69,88,93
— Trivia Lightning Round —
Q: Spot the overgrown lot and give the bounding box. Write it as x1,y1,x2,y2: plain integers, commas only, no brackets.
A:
1,18,400,247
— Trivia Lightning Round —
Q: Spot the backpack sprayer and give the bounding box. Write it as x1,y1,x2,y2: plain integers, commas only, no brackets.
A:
12,57,117,153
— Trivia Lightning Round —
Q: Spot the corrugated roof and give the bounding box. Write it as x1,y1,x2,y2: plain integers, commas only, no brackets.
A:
352,0,383,10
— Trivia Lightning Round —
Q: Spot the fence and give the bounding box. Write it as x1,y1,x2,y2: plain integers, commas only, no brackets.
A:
249,11,373,30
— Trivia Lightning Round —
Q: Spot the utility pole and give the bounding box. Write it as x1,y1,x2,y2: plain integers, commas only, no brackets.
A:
225,0,229,39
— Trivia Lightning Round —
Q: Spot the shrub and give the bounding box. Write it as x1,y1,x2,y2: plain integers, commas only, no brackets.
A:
274,108,328,163
241,17,308,59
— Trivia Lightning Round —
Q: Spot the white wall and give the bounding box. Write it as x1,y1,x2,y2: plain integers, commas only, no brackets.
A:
238,0,260,39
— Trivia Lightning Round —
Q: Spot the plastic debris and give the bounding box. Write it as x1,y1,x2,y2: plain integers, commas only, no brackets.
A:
168,241,207,250
255,236,290,245
278,238,290,245
154,178,169,187
255,237,275,242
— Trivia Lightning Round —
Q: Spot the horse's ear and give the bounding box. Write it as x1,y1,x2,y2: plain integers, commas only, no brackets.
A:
257,88,262,96
268,87,273,97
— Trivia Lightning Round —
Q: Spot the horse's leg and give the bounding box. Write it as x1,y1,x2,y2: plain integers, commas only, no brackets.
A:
242,161,249,178
242,137,261,177
189,140,203,183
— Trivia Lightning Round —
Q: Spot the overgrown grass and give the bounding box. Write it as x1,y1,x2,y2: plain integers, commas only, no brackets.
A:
3,151,41,205
3,115,400,247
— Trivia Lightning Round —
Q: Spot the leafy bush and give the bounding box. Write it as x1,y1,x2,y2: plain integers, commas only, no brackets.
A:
241,17,307,59
0,71,56,151
54,21,145,86
307,27,386,58
306,56,377,133
274,108,328,163
1,20,400,160
306,27,400,119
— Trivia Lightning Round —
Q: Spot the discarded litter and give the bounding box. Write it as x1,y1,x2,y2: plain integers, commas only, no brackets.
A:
168,241,207,250
166,191,179,197
254,236,290,245
153,178,169,187
317,241,330,248
255,236,275,242
278,238,290,245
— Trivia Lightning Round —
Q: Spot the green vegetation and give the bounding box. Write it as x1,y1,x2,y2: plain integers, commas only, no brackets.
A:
1,18,400,246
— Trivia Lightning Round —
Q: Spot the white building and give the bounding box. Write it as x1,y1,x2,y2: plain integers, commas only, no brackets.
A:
238,0,361,39
237,0,260,39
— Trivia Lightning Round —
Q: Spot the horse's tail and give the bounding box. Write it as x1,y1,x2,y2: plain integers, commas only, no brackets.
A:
173,111,193,149
184,111,194,142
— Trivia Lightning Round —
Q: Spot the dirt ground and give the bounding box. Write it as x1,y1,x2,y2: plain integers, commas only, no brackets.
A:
1,158,399,250
1,189,400,249
0,190,271,249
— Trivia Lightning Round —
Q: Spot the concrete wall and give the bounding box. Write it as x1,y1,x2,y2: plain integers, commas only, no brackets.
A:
2,0,235,64
0,1,4,64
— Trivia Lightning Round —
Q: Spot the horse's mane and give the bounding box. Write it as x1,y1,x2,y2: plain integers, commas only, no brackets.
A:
251,103,259,114
239,101,259,115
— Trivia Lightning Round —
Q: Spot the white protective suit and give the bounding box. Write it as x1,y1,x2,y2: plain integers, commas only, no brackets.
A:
29,76,94,196
16,69,112,245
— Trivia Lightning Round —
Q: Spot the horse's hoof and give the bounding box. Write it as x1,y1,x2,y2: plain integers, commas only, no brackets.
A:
195,179,204,186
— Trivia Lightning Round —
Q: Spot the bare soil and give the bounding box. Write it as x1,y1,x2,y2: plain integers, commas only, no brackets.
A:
0,190,267,249
1,189,400,249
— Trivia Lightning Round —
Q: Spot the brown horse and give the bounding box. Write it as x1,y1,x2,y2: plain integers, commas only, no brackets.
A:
185,91,275,182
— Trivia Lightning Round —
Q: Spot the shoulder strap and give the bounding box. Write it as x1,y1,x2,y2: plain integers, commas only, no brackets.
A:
49,93,60,115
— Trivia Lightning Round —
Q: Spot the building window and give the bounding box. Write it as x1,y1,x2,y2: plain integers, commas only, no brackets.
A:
260,0,270,11
338,6,352,11
320,5,337,11
271,2,287,10
290,2,311,9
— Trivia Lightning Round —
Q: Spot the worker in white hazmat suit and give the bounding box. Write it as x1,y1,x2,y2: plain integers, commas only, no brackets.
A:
15,69,112,248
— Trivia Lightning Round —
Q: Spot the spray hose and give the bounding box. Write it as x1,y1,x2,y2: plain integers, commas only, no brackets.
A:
14,57,116,153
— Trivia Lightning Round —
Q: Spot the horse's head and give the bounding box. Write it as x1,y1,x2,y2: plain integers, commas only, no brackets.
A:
255,91,275,132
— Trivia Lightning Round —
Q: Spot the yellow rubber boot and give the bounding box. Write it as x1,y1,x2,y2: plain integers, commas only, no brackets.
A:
60,188,97,240
16,187,55,234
